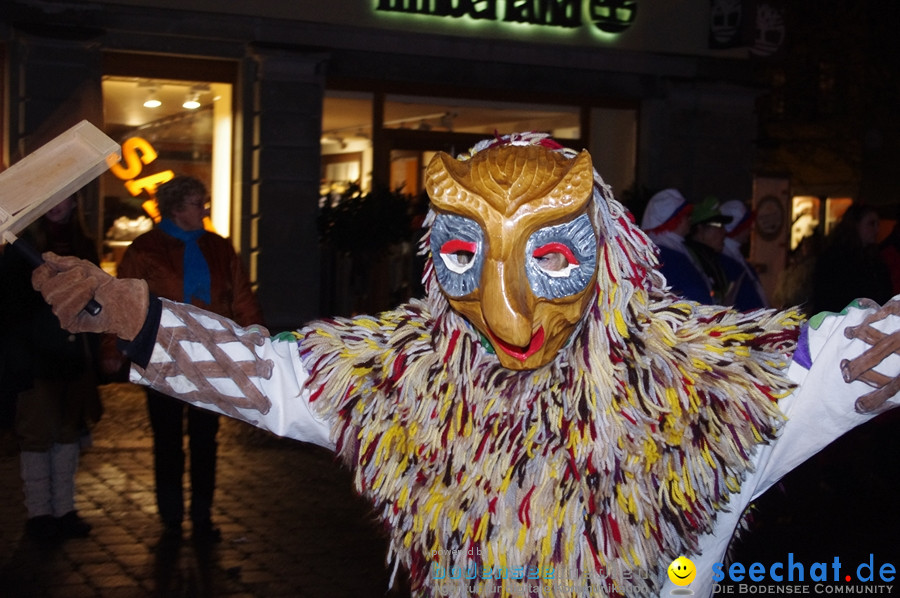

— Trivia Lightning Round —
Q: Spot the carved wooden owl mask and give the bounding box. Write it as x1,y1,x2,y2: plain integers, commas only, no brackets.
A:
425,143,599,370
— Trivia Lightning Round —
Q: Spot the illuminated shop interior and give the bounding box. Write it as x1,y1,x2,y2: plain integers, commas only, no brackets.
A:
320,91,582,203
100,76,233,271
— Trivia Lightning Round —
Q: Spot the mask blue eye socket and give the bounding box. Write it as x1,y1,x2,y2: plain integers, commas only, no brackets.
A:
430,213,484,297
525,214,597,299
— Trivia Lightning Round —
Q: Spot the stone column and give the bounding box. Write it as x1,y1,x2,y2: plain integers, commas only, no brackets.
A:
248,46,329,331
8,29,104,240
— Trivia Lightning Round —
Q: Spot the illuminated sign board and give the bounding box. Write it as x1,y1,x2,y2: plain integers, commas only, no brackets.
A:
374,0,637,35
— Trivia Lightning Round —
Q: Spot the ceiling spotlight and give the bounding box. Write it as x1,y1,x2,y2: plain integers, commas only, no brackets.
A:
182,93,201,110
143,88,161,108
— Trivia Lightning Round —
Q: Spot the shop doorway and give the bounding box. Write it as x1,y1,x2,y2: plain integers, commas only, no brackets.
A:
98,55,236,276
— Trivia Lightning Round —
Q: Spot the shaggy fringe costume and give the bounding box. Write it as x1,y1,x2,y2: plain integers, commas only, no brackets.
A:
300,135,803,597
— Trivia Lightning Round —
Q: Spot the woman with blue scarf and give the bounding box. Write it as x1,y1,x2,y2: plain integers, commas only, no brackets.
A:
116,175,263,544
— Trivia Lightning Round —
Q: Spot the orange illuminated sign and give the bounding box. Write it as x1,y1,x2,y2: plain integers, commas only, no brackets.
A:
109,137,175,200
108,137,213,231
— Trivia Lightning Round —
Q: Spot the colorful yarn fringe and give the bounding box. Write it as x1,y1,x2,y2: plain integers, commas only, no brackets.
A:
299,135,802,597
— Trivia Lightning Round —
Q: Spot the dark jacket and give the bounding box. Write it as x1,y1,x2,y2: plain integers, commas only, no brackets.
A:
1,215,104,448
117,227,262,327
813,243,892,314
1,217,100,383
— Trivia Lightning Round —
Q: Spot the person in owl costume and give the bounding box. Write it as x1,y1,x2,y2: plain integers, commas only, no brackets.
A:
30,132,900,597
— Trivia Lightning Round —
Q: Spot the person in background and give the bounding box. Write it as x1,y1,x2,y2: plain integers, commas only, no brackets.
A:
0,193,101,540
0,244,23,457
813,203,892,314
684,197,736,305
720,199,769,308
879,218,900,296
640,188,712,303
685,197,766,311
772,231,823,313
115,175,263,544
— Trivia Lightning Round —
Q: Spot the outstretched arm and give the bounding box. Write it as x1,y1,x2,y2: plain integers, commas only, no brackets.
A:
32,252,334,450
660,298,900,597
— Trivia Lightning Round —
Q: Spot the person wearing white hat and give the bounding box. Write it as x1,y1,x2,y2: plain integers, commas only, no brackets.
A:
720,199,769,308
641,189,714,303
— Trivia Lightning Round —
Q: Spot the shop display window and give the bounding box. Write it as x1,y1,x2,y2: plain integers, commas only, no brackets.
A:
825,197,853,235
100,76,233,274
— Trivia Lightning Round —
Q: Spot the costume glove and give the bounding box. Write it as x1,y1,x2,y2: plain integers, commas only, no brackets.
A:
840,297,900,413
31,252,149,341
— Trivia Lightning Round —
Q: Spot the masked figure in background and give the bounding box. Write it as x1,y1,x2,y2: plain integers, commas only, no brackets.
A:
30,133,900,597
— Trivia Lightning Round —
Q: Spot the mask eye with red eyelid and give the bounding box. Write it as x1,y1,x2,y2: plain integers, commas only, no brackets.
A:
524,214,597,300
430,213,485,298
533,242,580,277
440,239,478,274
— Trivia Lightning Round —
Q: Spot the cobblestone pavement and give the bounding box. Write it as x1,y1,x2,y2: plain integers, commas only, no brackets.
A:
2,384,899,597
0,383,412,598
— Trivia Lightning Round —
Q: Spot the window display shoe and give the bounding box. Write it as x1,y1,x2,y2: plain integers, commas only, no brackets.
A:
56,511,91,538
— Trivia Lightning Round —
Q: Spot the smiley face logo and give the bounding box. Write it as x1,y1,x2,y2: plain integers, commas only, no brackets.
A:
667,556,696,586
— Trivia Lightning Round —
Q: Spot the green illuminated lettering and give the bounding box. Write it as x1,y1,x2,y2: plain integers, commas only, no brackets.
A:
472,0,498,19
376,0,419,13
432,0,497,18
502,0,581,27
586,0,637,33
377,0,497,18
377,0,433,13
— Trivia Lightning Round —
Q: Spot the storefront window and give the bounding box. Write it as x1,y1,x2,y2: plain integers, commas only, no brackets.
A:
320,91,581,200
99,76,233,273
321,91,374,204
825,197,853,235
383,95,580,138
319,90,583,314
791,196,821,250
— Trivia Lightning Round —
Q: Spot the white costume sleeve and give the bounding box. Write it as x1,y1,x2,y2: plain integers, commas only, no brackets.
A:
129,299,335,451
660,299,900,597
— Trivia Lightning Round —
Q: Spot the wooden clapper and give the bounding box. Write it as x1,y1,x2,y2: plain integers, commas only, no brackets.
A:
0,120,121,314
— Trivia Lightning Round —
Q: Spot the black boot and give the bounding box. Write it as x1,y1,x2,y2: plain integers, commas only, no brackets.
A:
191,519,221,544
56,511,91,538
25,515,58,540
